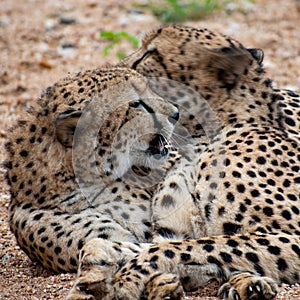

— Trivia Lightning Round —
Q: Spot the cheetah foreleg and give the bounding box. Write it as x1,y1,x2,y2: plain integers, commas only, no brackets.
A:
112,233,300,299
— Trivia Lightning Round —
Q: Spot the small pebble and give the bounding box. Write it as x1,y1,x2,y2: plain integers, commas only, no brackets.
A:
59,16,76,25
61,43,77,49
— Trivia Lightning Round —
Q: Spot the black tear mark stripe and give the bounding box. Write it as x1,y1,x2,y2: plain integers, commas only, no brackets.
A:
131,49,158,70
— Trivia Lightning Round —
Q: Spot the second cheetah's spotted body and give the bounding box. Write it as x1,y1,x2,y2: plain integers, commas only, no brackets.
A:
6,25,300,300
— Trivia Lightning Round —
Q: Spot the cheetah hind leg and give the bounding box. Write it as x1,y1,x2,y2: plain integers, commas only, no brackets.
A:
67,238,150,300
218,272,279,300
142,273,184,300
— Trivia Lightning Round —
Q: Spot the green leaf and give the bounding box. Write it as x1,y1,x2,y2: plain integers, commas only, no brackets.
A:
99,30,139,60
102,43,115,57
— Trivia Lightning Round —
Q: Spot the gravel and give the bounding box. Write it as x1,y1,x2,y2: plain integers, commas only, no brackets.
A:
0,0,299,299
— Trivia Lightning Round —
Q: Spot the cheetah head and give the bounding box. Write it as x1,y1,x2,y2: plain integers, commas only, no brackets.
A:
123,25,264,93
121,25,269,128
54,69,179,183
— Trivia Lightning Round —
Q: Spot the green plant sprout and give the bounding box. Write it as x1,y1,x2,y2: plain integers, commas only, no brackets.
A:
100,31,139,60
140,0,254,23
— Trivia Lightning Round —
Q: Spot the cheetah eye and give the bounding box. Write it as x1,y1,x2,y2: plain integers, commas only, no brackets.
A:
129,101,141,108
129,99,154,114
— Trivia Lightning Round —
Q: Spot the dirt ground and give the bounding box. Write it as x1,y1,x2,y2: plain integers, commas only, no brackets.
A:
0,0,300,299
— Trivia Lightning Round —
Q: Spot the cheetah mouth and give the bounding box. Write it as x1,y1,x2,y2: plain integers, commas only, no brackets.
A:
146,134,169,159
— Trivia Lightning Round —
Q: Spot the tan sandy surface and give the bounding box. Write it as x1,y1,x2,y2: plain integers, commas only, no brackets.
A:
0,0,300,299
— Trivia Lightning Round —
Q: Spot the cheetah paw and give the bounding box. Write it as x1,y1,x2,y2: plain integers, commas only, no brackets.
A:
218,272,278,300
66,260,115,300
67,274,114,300
143,273,184,300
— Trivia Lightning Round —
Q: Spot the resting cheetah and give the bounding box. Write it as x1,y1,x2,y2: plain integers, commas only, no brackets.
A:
69,25,299,299
6,66,179,275
5,24,300,300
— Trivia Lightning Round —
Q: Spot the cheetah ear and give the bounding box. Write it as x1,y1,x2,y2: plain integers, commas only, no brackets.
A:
55,110,82,147
247,48,264,64
209,47,250,90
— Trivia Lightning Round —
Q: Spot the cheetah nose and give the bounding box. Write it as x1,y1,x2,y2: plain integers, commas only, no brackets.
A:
168,112,179,125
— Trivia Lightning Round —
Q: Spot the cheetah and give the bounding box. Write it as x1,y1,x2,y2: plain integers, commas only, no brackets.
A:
5,66,179,276
5,24,300,300
67,25,300,299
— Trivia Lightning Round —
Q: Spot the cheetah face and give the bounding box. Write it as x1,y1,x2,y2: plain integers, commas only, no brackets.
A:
55,75,179,183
